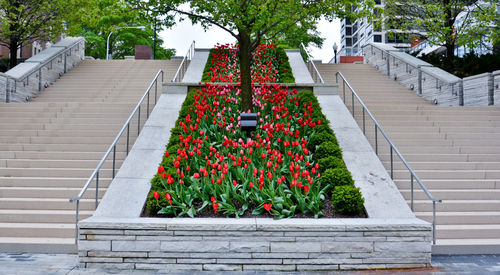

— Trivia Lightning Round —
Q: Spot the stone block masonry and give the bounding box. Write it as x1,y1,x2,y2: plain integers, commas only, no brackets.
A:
79,218,431,271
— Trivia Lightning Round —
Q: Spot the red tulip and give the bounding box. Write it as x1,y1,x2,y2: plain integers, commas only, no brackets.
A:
263,203,271,211
153,192,159,200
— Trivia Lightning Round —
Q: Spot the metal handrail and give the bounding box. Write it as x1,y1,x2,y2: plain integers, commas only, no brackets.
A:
336,71,441,244
69,69,164,243
172,40,195,82
2,40,84,102
299,42,324,84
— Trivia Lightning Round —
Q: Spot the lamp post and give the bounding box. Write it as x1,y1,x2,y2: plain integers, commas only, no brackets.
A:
106,26,146,60
333,42,338,64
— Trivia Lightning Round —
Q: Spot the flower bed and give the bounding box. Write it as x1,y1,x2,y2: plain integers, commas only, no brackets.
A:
201,43,294,83
145,44,364,219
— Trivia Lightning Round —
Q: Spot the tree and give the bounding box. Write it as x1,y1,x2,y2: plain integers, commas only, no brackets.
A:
65,0,175,60
131,0,373,112
0,0,67,69
383,0,499,65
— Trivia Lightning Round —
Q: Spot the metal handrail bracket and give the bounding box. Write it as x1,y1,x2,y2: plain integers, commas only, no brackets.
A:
335,71,441,244
172,40,196,82
299,42,324,84
70,69,164,243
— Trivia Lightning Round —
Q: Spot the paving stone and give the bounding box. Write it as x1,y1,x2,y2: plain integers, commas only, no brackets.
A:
78,241,111,251
243,264,296,271
112,241,160,252
160,241,229,253
202,264,242,271
229,242,270,253
321,242,373,253
271,242,321,253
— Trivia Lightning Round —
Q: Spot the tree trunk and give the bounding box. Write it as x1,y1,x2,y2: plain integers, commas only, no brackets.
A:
444,0,455,67
238,29,253,113
9,37,18,69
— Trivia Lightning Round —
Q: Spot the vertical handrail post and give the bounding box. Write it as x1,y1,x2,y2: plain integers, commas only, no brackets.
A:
411,174,414,211
95,172,99,209
112,145,116,179
343,81,346,103
38,68,42,92
459,80,464,106
147,90,150,119
362,108,366,135
375,125,378,155
126,124,130,155
433,201,437,244
138,106,141,135
390,146,393,179
154,79,158,104
74,200,79,244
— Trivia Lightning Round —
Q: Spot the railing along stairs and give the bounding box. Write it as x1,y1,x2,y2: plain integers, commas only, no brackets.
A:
172,40,196,82
335,71,442,244
69,70,164,243
300,42,324,84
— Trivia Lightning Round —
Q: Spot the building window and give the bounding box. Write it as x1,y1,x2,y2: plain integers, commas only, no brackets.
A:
374,0,381,4
346,27,352,36
374,35,382,43
346,38,352,46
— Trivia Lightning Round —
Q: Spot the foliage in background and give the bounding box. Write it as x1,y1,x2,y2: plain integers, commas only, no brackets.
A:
131,0,375,113
64,0,175,59
383,0,499,66
415,51,500,78
0,0,68,69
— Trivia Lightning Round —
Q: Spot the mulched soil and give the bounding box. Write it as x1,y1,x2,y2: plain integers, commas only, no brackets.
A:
141,195,367,219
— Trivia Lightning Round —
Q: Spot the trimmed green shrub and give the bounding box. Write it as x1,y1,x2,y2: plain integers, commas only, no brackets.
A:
146,190,169,214
321,168,354,189
276,48,295,83
317,156,345,173
308,131,337,151
332,185,364,215
314,141,342,160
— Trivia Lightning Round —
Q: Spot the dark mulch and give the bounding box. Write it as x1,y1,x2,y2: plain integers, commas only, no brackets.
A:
141,196,367,219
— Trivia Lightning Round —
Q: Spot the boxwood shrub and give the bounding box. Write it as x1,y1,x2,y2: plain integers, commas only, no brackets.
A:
332,185,364,215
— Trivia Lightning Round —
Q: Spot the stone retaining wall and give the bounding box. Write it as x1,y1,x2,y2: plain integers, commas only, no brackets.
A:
79,218,431,271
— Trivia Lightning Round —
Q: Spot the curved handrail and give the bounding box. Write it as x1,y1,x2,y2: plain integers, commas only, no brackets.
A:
336,71,441,244
299,42,324,84
70,69,164,243
172,40,195,82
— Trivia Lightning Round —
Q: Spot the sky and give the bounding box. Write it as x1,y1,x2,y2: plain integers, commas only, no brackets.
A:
159,18,341,64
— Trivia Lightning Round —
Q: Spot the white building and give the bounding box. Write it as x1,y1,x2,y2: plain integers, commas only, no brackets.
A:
338,0,425,61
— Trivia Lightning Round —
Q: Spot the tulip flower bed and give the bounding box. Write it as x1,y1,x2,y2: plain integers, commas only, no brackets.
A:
201,43,295,83
145,44,364,219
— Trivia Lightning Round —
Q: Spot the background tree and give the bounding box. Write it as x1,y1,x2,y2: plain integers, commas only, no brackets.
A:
65,0,175,60
0,0,67,69
131,0,373,112
383,0,499,66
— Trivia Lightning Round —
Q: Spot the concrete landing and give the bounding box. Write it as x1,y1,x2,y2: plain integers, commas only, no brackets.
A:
285,49,314,84
182,49,210,83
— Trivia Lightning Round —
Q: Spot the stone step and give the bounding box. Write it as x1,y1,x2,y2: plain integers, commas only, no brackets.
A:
394,179,498,190
0,210,93,223
1,159,122,169
383,161,500,171
435,225,500,240
0,187,104,199
0,167,115,177
0,223,75,238
0,151,127,160
417,211,500,225
409,200,500,212
0,198,97,211
400,189,500,200
0,177,111,188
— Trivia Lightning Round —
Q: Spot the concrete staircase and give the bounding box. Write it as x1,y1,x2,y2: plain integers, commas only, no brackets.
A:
317,63,500,252
0,60,180,253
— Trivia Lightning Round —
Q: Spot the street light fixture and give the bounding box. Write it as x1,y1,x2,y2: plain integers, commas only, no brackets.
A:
333,42,338,64
106,26,146,60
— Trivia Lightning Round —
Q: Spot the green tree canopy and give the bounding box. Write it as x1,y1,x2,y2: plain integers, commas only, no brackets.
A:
131,0,373,112
383,0,499,64
0,0,68,68
65,0,175,60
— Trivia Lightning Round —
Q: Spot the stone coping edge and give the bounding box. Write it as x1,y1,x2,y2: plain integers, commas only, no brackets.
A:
163,82,338,95
80,216,430,232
